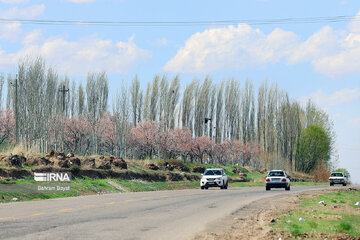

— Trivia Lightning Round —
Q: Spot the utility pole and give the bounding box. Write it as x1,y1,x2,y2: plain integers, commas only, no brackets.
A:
59,85,69,116
59,84,69,152
10,75,19,144
15,75,19,145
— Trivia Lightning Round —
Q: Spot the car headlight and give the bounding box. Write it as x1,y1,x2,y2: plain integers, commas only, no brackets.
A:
216,178,221,181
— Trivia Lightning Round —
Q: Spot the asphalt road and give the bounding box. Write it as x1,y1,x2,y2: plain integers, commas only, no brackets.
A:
0,185,340,240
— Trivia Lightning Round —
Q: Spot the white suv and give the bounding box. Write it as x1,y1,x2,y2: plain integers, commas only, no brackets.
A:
200,168,228,189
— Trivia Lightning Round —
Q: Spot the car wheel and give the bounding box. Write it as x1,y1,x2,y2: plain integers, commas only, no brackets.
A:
343,183,347,186
330,183,334,186
205,187,208,189
286,186,290,191
224,182,228,189
266,186,270,191
201,186,204,190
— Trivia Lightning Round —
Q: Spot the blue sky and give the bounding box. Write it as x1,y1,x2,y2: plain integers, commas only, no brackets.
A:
0,0,359,182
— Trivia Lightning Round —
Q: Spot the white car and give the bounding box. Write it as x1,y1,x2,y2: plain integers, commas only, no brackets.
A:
329,172,348,186
265,170,291,191
200,168,228,189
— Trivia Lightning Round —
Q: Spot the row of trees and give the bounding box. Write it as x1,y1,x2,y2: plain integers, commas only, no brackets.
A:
0,57,335,172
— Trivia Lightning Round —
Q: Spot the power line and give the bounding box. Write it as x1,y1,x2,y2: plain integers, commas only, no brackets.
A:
0,15,359,27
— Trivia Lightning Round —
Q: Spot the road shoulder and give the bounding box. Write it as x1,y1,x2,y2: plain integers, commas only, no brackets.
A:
192,187,353,240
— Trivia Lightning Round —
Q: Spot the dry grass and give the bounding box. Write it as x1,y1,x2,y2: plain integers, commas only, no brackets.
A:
312,160,331,182
2,144,42,158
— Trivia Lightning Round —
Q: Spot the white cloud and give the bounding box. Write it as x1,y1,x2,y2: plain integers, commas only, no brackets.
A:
0,4,45,44
152,37,169,47
283,12,360,78
299,88,360,107
0,4,45,19
0,5,45,42
0,5,45,43
0,5,150,75
0,22,23,42
0,0,29,3
0,35,151,75
164,24,298,73
165,11,360,78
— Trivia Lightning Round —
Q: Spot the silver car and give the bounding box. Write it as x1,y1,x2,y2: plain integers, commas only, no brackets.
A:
265,170,291,191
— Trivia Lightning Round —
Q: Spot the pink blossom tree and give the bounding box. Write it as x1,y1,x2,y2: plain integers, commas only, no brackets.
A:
0,110,15,145
190,136,214,164
129,121,162,159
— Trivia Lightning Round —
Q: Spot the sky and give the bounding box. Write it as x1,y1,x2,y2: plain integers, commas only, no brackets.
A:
0,0,359,183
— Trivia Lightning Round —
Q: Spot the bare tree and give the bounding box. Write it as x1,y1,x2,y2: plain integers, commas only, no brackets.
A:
241,79,255,144
215,82,224,143
143,82,151,121
195,77,212,137
181,79,199,133
78,83,85,116
130,75,141,127
257,80,268,150
224,78,240,140
86,72,109,154
167,75,180,130
150,75,159,121
0,73,4,110
159,75,169,125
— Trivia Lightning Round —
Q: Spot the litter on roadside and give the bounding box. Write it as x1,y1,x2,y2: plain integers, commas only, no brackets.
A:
355,202,360,206
12,197,18,201
318,200,326,206
299,217,306,222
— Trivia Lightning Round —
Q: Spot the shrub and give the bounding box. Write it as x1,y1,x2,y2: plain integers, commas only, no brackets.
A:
290,224,301,236
311,160,331,182
338,222,352,231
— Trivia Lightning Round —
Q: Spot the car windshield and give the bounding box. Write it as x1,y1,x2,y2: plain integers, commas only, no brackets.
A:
268,171,285,177
331,173,344,177
204,170,222,176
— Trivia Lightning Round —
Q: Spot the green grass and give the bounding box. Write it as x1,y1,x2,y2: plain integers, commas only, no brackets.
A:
0,159,328,204
0,177,120,203
271,190,360,237
112,180,200,192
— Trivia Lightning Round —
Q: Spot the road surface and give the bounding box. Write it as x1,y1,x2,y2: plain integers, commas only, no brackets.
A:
0,185,338,240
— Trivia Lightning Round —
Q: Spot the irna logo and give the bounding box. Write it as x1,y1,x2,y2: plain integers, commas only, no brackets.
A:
34,172,71,182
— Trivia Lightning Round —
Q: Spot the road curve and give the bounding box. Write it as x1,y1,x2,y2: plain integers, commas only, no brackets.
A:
0,185,339,240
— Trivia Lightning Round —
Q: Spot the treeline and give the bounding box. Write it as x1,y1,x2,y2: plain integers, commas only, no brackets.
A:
0,58,334,172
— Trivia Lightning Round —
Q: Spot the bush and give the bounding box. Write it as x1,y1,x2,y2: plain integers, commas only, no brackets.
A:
307,221,318,229
338,222,352,232
290,224,301,236
157,159,190,172
311,160,331,182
